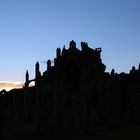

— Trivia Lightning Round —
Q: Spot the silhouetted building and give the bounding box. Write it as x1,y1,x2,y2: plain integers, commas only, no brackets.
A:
2,40,140,137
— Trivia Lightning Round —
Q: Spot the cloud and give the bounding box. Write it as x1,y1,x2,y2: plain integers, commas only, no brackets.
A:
0,81,24,91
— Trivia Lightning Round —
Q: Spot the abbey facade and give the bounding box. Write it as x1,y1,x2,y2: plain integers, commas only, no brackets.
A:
1,40,140,133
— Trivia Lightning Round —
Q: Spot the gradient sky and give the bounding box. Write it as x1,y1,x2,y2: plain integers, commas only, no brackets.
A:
0,0,140,90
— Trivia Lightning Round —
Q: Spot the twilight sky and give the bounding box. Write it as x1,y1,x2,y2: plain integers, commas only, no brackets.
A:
0,0,140,90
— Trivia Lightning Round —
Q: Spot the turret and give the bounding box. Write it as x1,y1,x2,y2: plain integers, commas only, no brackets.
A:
130,66,136,74
56,48,61,59
35,61,40,78
47,59,51,70
132,66,136,71
26,70,29,83
69,40,76,49
62,45,66,55
35,61,41,87
95,48,102,53
111,69,115,75
81,42,88,51
25,70,29,88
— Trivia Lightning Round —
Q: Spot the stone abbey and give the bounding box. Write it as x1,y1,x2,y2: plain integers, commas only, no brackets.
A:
1,40,140,137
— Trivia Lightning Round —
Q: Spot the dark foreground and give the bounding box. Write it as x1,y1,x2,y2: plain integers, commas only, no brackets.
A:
1,120,140,140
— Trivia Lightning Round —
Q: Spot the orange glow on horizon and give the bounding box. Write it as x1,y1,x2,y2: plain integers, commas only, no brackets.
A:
0,81,24,91
0,81,35,91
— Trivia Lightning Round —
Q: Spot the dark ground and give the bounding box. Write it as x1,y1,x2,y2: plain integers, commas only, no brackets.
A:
2,119,41,140
2,120,140,140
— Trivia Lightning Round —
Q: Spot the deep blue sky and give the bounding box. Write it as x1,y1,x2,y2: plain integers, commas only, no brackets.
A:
0,0,140,83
